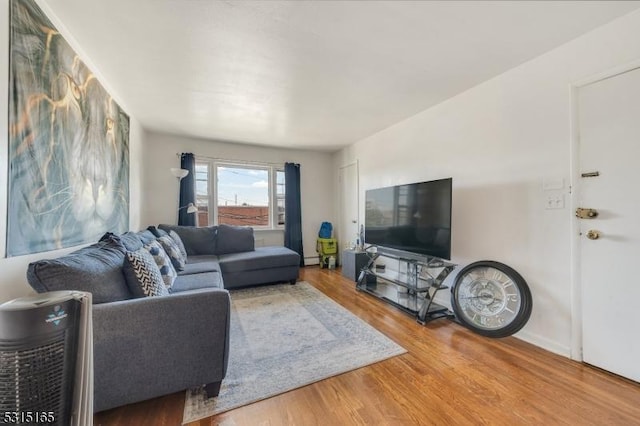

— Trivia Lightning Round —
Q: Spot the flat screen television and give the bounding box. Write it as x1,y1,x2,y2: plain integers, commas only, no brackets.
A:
364,178,452,259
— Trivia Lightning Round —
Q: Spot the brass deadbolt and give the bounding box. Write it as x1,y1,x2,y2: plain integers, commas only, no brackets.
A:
576,208,599,219
586,230,600,240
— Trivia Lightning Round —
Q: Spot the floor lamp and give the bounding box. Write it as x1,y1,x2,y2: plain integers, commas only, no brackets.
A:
171,168,198,225
178,203,198,223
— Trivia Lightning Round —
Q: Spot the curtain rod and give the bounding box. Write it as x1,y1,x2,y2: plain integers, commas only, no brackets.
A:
176,153,284,168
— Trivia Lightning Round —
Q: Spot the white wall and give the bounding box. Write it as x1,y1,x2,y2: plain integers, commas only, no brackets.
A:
0,0,144,303
334,9,640,357
142,131,335,265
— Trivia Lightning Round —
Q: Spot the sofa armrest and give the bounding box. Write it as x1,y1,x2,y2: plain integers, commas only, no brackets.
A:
92,288,230,412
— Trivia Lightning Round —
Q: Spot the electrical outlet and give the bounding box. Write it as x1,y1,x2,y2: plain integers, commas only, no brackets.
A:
545,194,564,209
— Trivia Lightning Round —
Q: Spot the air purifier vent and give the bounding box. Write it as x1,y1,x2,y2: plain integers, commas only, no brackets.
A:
0,291,92,426
0,333,67,410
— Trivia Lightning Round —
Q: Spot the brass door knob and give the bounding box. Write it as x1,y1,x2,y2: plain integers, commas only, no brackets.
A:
586,230,600,240
576,208,599,219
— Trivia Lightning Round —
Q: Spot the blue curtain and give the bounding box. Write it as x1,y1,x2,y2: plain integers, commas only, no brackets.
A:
179,153,196,226
284,162,304,266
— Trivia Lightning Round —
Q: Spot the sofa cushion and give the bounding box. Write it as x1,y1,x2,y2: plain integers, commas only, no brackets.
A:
171,271,223,292
26,238,132,304
168,230,188,260
147,226,168,238
143,240,177,290
158,224,217,255
157,235,186,271
137,229,157,245
123,249,169,297
216,224,254,255
99,232,121,245
218,246,300,273
222,267,299,289
179,260,220,276
119,232,143,251
185,254,220,264
100,232,143,253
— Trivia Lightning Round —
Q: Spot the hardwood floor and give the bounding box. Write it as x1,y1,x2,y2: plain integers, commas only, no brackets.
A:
95,266,640,425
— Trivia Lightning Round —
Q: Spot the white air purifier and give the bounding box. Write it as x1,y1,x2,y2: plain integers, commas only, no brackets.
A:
0,291,93,426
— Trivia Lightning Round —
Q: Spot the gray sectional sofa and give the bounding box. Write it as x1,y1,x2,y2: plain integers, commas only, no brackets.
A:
26,224,300,412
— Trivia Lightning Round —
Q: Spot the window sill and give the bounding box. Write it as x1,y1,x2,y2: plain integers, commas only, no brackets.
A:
254,228,284,233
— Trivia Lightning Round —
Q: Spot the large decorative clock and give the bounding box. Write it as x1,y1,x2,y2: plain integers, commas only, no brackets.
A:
451,261,532,338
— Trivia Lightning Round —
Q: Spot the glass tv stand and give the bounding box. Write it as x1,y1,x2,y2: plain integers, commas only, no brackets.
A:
356,246,457,324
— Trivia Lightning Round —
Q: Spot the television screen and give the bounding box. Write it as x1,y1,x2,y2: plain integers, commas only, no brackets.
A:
365,178,452,259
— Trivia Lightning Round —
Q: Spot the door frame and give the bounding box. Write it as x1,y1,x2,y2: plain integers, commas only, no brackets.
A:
338,160,359,257
569,59,640,361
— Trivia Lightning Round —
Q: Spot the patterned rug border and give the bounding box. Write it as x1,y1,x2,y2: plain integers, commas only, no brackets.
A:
182,281,407,424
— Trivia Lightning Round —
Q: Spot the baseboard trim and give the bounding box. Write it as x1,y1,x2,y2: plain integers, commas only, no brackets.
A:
325,269,572,359
515,330,571,358
432,291,572,358
304,257,320,266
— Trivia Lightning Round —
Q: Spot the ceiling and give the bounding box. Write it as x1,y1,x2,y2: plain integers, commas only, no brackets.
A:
44,1,640,151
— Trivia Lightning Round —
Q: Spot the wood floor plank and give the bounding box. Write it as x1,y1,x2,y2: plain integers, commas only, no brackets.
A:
95,266,640,426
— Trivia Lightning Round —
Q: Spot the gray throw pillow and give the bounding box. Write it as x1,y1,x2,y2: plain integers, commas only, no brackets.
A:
137,229,157,245
119,231,144,251
147,226,169,238
123,249,169,297
99,232,120,245
101,231,143,251
169,230,188,260
143,240,177,290
216,224,255,255
157,235,186,271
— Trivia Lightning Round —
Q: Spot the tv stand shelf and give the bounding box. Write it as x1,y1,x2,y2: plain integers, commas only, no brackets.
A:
356,246,457,324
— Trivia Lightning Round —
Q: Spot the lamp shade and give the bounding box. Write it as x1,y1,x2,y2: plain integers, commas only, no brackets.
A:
178,203,198,214
170,168,189,179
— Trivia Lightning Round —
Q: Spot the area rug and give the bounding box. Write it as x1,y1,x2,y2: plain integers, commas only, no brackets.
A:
182,281,406,423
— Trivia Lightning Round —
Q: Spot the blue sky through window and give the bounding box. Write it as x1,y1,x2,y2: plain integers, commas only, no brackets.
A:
194,165,270,206
217,166,269,206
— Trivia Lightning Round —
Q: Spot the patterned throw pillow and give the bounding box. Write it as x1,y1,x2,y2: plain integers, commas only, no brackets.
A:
147,225,168,238
123,249,169,297
168,230,188,260
143,240,177,290
158,235,186,271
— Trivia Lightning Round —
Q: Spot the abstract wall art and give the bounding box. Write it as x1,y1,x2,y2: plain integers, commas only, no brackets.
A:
7,0,130,256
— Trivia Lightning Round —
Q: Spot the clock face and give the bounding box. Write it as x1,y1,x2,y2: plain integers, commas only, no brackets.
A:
451,261,532,338
455,266,522,330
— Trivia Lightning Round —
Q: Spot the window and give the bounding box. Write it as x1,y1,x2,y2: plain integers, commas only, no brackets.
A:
195,160,285,229
195,163,210,226
276,170,285,226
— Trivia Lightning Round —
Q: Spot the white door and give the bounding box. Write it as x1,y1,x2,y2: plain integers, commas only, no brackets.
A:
578,66,640,382
339,162,358,265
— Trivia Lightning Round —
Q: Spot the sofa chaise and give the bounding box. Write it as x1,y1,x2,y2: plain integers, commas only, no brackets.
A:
26,224,300,412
